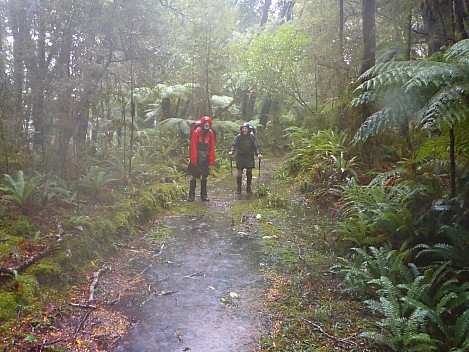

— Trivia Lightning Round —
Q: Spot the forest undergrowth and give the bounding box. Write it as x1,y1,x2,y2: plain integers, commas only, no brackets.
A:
1,158,379,351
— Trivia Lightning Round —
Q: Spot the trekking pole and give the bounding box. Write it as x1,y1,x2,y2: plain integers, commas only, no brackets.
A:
230,157,233,175
258,158,261,178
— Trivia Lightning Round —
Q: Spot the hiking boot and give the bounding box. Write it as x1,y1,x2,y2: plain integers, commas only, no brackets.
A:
188,179,196,202
236,176,242,194
201,179,209,201
246,172,253,194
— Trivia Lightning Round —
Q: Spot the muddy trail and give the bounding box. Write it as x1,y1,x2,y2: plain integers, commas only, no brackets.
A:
113,166,275,351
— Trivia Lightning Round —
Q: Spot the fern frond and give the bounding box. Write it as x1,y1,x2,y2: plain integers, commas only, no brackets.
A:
369,168,407,186
454,309,469,346
444,38,469,65
404,63,466,92
421,86,469,128
352,107,411,143
351,39,469,143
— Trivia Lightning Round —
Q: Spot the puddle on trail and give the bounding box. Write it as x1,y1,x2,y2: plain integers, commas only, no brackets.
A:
114,175,268,352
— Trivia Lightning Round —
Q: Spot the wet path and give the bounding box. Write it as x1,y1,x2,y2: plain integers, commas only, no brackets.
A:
114,174,268,352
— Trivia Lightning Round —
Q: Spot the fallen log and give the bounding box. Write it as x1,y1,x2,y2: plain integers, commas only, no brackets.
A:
0,236,62,276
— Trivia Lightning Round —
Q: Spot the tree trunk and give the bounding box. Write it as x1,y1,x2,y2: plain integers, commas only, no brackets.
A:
259,98,272,128
8,0,27,140
360,0,376,74
28,11,48,169
406,2,412,60
260,0,272,27
280,1,295,21
339,0,344,57
420,0,454,55
453,0,468,39
450,126,456,198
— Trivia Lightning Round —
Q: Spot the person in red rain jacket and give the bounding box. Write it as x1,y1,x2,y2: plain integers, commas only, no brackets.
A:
187,116,215,201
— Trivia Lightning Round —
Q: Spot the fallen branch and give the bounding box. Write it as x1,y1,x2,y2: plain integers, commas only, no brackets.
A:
184,270,205,278
75,310,92,334
0,236,62,276
129,244,165,282
302,318,358,347
70,302,97,309
89,264,110,303
141,290,178,306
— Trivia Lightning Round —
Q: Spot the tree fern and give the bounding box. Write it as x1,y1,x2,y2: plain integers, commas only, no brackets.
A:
351,39,469,142
351,40,469,197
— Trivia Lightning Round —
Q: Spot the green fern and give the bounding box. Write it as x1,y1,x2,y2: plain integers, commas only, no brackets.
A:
331,245,416,297
0,170,41,213
351,39,469,144
416,225,469,271
78,166,117,199
360,274,441,351
401,263,469,349
360,294,437,351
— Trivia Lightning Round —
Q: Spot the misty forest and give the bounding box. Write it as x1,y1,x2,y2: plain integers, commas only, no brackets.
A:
1,0,469,351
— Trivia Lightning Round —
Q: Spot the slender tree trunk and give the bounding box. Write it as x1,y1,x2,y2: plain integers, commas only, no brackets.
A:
260,0,271,27
406,2,412,60
453,0,468,39
28,12,47,169
339,0,344,57
360,0,376,74
259,98,271,127
450,127,456,198
9,0,27,140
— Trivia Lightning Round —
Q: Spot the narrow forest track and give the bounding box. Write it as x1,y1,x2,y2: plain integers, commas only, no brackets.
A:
111,163,277,351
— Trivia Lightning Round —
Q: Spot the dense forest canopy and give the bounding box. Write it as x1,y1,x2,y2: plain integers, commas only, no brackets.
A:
1,0,467,179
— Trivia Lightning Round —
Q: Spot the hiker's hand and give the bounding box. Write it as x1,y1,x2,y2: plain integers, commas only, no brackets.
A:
228,151,234,157
257,154,263,159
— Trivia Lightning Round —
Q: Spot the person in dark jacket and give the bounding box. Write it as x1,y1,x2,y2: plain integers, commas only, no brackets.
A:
228,123,262,194
187,116,215,201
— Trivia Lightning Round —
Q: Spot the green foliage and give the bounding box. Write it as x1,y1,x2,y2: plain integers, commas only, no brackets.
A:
3,216,34,237
29,260,63,286
360,276,438,351
335,177,436,246
260,192,289,209
235,23,312,101
38,174,75,207
400,264,469,350
0,171,41,214
331,245,416,297
0,292,18,321
78,166,117,200
351,39,469,143
333,213,382,247
416,224,469,273
14,274,39,305
282,128,359,197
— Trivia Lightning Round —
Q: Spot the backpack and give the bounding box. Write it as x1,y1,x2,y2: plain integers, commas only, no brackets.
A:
240,123,256,136
190,120,201,136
